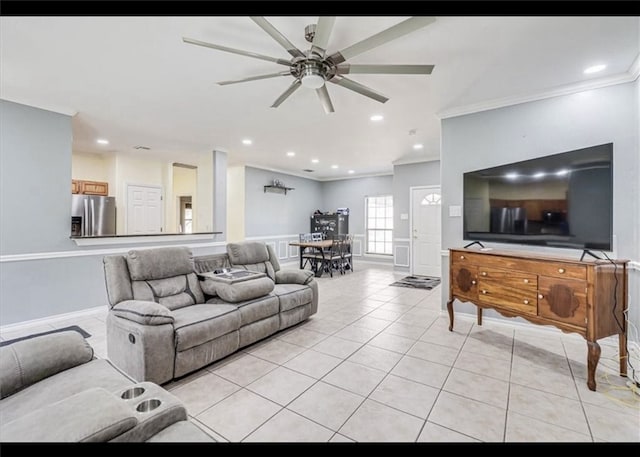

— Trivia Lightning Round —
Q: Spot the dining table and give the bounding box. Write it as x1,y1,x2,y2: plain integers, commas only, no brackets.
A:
288,240,334,277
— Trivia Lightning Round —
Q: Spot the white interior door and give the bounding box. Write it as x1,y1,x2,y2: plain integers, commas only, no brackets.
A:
411,186,442,277
126,185,163,234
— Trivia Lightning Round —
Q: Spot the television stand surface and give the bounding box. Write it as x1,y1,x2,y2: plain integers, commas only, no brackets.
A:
447,247,629,391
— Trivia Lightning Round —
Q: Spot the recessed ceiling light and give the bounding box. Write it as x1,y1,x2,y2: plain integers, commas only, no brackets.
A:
311,159,319,164
413,143,423,150
505,172,519,180
331,165,338,169
348,170,355,174
286,151,295,157
242,139,252,145
370,114,384,122
96,139,109,145
584,64,606,74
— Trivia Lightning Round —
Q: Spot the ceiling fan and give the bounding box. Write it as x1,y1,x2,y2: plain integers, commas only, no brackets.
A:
182,17,436,113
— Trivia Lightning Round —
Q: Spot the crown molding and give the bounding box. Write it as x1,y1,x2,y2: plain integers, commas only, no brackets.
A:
392,156,439,167
319,171,394,182
437,59,640,120
0,96,77,117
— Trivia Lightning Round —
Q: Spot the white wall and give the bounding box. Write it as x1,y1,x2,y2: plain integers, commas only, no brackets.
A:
72,151,110,186
226,165,245,242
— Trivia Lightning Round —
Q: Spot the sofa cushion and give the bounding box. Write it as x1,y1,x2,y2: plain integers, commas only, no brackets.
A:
272,284,314,312
227,242,276,281
214,276,275,304
0,359,133,425
0,387,138,442
126,247,195,281
227,242,270,265
103,255,134,307
111,301,174,326
1,331,94,399
207,294,279,326
173,304,240,352
131,273,204,311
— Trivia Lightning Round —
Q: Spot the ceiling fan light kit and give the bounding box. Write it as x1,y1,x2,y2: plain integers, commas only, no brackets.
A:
183,16,436,113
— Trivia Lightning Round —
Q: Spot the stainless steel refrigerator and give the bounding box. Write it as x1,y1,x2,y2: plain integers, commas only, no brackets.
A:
71,195,116,236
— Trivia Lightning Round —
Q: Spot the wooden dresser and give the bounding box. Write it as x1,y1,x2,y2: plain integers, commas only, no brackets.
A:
447,247,628,391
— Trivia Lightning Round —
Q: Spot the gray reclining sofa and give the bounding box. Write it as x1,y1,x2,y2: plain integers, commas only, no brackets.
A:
103,241,318,385
0,331,213,442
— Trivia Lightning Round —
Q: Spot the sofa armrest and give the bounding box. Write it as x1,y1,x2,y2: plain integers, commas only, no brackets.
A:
0,331,94,399
0,387,138,442
111,300,174,326
275,269,315,285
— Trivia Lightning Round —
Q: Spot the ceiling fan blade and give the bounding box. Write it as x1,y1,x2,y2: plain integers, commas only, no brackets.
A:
316,85,335,114
250,17,305,59
328,17,436,65
182,37,291,66
329,76,389,104
218,71,291,86
311,17,336,57
337,64,434,75
271,80,302,108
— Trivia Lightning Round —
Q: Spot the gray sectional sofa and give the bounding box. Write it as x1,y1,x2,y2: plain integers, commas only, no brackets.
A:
103,241,318,385
0,331,213,442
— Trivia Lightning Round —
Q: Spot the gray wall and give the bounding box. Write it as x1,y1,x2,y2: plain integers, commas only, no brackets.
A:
392,161,441,239
321,175,393,237
0,100,228,325
243,167,323,237
1,100,74,255
440,82,639,336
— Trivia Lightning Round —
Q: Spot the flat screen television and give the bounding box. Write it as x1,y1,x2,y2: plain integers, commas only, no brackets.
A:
463,143,613,252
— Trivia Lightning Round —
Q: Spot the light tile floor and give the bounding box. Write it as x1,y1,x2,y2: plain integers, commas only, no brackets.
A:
2,263,639,442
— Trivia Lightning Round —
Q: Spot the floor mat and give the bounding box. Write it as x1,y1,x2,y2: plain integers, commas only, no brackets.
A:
0,325,91,347
390,275,441,290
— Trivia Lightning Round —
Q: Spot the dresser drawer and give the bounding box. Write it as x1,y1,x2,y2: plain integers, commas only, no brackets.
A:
450,250,484,266
477,281,538,315
533,262,586,280
476,267,537,291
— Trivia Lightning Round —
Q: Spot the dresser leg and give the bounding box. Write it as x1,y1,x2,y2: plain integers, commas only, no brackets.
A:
447,299,454,332
619,333,628,377
477,308,483,326
587,341,601,391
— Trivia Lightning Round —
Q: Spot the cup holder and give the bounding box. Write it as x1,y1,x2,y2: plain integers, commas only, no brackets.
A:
121,387,145,400
136,398,162,413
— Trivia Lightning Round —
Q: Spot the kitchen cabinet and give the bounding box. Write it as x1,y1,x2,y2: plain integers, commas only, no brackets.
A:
72,180,109,196
447,247,628,392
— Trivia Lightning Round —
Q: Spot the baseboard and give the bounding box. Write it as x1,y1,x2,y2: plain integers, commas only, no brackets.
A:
0,306,105,332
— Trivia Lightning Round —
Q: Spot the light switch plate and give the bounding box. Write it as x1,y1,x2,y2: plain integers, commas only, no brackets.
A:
400,213,409,220
449,205,462,217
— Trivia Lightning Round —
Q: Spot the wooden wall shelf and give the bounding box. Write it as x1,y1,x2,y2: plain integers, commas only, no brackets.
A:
264,185,294,195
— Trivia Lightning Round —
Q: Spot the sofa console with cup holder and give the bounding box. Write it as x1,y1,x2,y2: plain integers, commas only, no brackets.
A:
103,241,318,385
0,331,213,442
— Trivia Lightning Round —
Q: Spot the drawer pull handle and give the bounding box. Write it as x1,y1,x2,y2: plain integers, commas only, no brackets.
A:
558,268,565,274
538,294,543,299
481,290,488,294
460,255,465,260
523,299,529,305
523,279,529,284
471,280,477,285
481,271,487,276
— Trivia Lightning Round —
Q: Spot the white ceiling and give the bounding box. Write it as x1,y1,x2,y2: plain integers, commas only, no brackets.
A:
1,16,638,179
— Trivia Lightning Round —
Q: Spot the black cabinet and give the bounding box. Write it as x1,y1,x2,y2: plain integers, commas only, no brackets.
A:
311,214,349,237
